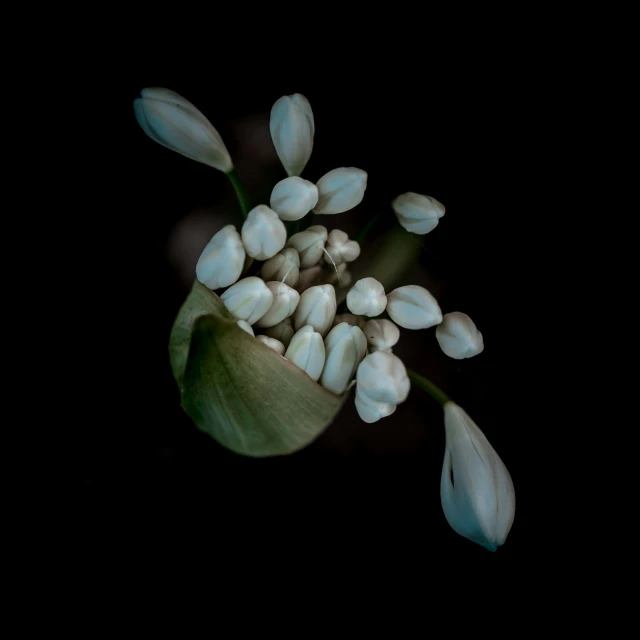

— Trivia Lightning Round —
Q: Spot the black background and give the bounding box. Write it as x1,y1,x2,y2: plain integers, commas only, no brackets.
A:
78,54,543,576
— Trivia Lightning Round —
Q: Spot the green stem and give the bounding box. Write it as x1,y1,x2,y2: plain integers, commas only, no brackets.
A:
226,168,250,219
354,211,384,243
407,369,451,407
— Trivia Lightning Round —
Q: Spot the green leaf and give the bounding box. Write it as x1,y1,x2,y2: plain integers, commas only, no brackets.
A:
169,280,346,457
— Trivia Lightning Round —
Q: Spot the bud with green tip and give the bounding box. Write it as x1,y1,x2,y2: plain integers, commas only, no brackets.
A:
356,351,410,404
270,93,314,177
436,312,484,359
220,276,273,325
314,167,368,214
347,277,387,317
287,225,328,268
270,176,319,221
261,248,300,287
320,323,367,394
134,88,233,172
285,325,326,382
254,281,300,328
392,192,445,235
294,284,336,336
386,285,442,330
195,225,246,290
241,205,287,260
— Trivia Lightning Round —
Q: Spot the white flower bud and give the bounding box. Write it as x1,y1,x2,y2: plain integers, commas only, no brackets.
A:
261,248,300,287
294,284,336,336
236,320,254,336
436,312,484,359
391,192,446,235
313,167,368,214
241,205,287,260
195,225,246,290
254,281,301,328
270,177,319,221
324,229,361,266
320,323,367,394
256,335,286,356
332,313,366,330
386,285,442,330
354,386,397,423
356,351,410,404
286,225,328,268
134,88,233,172
346,278,387,317
441,402,515,551
284,325,326,382
325,263,352,288
363,319,400,352
220,277,273,325
263,317,294,348
270,93,314,177
295,266,324,293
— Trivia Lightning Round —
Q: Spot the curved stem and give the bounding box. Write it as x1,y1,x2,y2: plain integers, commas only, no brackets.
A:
407,369,451,407
226,168,250,219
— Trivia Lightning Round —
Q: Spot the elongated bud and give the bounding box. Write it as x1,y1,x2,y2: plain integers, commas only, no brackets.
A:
363,319,400,352
241,205,287,260
287,225,328,268
254,281,301,328
354,386,397,423
256,335,285,355
347,277,387,317
134,88,233,172
356,351,410,404
263,317,294,348
284,325,325,382
392,192,446,235
294,284,336,336
261,248,300,287
196,225,246,290
441,403,515,551
324,229,361,266
220,276,273,325
270,93,314,177
436,312,484,359
236,320,255,336
270,176,319,221
332,313,366,330
386,285,442,330
320,323,367,394
314,167,368,214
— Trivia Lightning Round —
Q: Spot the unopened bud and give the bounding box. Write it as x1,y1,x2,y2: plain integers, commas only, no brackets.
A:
354,386,397,423
220,277,273,325
346,277,387,317
263,317,294,348
256,335,286,355
320,323,367,394
392,192,446,235
294,284,337,336
287,225,328,268
324,229,360,266
254,281,301,328
435,312,484,359
314,167,368,214
195,225,246,290
356,351,410,404
284,325,326,382
261,248,300,288
363,319,400,352
386,285,442,330
241,205,287,260
270,176,319,221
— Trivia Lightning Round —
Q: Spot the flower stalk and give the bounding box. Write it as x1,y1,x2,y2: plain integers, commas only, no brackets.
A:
226,168,251,219
406,369,451,407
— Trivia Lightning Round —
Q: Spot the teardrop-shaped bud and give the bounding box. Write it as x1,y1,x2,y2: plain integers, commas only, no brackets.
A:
195,225,246,290
256,335,286,355
260,248,300,287
241,205,287,260
284,325,326,382
287,225,328,268
220,276,273,325
254,281,300,328
314,167,368,214
270,93,314,177
294,284,337,336
324,229,361,266
320,323,367,394
436,312,484,359
270,176,319,221
354,386,397,423
346,278,387,317
386,285,442,330
356,351,410,404
363,319,400,352
392,192,446,235
263,317,294,348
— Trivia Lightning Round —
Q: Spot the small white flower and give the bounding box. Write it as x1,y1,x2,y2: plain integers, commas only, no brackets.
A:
294,284,336,336
256,335,286,355
441,402,515,551
263,317,294,348
220,277,273,325
134,88,233,172
386,285,442,330
324,229,361,266
363,319,400,352
236,320,255,336
392,192,446,235
254,281,301,328
436,312,484,359
320,322,367,394
241,205,287,260
195,225,246,290
284,325,326,382
354,386,397,423
356,351,410,404
314,167,368,214
346,278,387,317
286,225,328,268
270,93,314,177
261,248,300,287
270,176,319,221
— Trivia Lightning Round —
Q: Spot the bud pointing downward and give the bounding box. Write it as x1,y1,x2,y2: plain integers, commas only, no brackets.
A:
220,277,273,325
196,225,246,290
314,167,368,214
354,386,397,423
386,285,442,330
436,312,484,359
392,192,446,235
356,351,410,404
285,325,326,382
320,322,367,394
241,205,287,260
